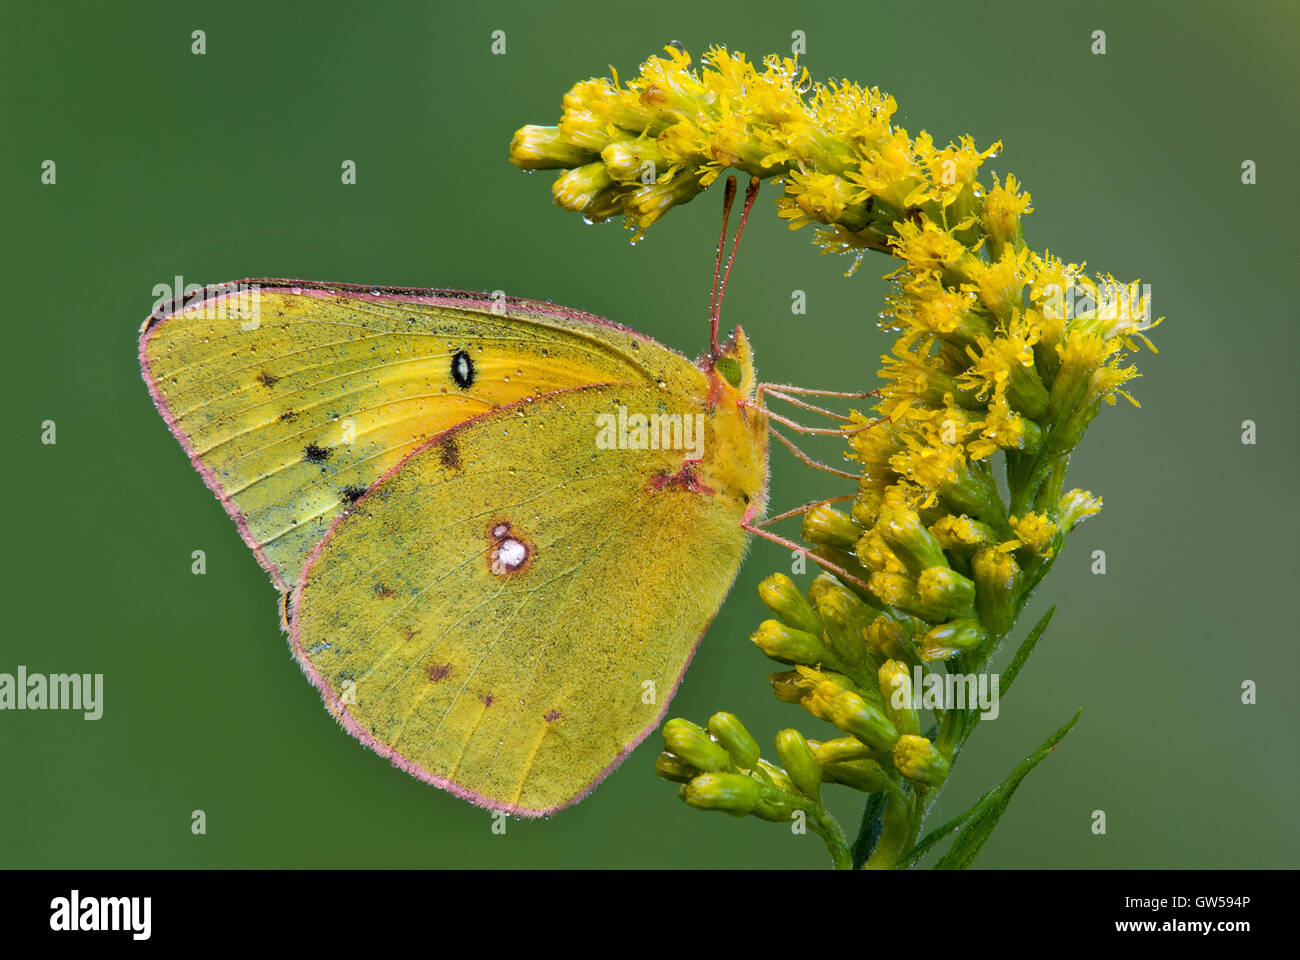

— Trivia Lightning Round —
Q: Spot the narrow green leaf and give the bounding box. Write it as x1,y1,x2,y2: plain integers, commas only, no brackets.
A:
896,806,976,870
850,791,887,869
932,708,1081,869
1001,604,1056,696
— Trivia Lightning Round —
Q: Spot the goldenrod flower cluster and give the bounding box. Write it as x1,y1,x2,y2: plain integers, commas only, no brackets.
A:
512,47,1161,869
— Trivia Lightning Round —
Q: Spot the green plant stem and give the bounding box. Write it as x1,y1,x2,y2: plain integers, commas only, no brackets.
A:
850,792,886,869
811,802,854,869
863,788,920,869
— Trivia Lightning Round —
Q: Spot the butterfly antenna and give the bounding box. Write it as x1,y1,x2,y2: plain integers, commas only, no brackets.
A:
712,176,760,356
709,176,738,357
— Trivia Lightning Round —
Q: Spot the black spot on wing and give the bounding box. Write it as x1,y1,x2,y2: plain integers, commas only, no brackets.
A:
451,349,475,389
304,443,330,463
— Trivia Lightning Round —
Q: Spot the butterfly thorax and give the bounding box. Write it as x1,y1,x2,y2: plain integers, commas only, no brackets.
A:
688,324,769,523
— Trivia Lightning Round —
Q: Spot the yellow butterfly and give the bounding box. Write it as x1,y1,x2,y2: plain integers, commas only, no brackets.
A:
139,181,799,816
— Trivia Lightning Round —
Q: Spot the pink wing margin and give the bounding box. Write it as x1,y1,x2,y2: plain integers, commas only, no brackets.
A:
138,277,666,593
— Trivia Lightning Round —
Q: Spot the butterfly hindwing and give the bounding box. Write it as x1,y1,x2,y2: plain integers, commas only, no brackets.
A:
289,383,759,815
140,281,676,590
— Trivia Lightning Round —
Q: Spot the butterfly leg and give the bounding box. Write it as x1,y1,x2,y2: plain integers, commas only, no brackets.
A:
754,494,858,526
741,516,873,593
743,381,886,478
754,403,886,437
765,425,861,479
758,386,854,422
751,384,886,437
758,383,881,399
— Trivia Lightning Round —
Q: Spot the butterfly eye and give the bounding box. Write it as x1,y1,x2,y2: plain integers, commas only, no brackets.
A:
715,356,742,388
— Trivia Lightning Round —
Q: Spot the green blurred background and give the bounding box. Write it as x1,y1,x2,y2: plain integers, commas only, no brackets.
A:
2,0,1297,868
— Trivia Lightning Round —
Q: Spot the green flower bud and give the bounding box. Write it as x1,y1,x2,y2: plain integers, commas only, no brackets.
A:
801,672,900,754
661,718,732,772
552,161,613,212
916,618,987,661
752,618,828,666
774,729,822,801
972,546,1020,636
829,691,899,754
812,576,876,675
877,505,948,576
865,615,926,666
557,108,615,153
508,125,598,170
654,751,699,783
625,175,703,230
600,138,667,183
757,573,823,635
806,572,843,608
755,757,798,796
707,712,760,769
820,669,881,704
1057,488,1102,532
812,545,885,610
749,760,808,821
821,758,892,793
1005,360,1050,422
868,570,959,622
935,458,1005,525
801,504,863,551
681,772,762,815
855,529,899,573
980,174,1029,254
1045,333,1097,424
916,566,977,617
810,736,875,765
581,185,626,224
892,735,950,786
864,615,903,659
558,76,666,135
878,659,921,737
929,514,994,554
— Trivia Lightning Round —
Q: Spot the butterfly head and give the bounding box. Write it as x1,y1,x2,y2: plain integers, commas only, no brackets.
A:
705,324,758,402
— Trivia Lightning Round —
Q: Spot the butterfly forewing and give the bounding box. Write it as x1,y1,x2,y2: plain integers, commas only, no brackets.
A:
140,282,672,590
